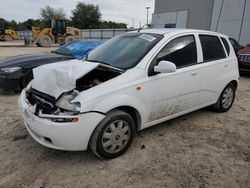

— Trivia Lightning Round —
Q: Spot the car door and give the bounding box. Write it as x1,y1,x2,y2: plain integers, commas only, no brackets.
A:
197,34,229,106
140,34,202,128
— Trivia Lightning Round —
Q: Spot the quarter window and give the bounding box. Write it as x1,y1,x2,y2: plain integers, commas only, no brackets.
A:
157,35,197,68
199,35,226,62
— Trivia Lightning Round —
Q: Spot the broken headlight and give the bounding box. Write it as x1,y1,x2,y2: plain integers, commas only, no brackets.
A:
56,90,81,112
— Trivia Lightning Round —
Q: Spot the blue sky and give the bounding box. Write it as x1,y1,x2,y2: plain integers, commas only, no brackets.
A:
0,0,154,27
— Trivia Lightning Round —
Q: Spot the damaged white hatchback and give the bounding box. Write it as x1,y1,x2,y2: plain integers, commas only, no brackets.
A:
19,29,239,159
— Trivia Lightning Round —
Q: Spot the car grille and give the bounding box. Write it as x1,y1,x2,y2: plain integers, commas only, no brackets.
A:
27,88,57,114
239,54,250,62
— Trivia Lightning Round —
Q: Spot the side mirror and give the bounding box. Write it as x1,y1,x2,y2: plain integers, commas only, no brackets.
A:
154,60,176,73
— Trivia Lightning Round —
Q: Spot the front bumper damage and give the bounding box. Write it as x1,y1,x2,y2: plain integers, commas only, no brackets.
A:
18,90,105,151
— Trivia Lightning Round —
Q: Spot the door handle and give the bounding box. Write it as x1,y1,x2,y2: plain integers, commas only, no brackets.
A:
191,71,198,76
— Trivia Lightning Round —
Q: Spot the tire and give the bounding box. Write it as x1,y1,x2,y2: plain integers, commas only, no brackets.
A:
90,110,136,159
19,73,33,91
212,83,236,112
24,38,31,46
64,35,75,44
4,34,12,41
38,35,52,47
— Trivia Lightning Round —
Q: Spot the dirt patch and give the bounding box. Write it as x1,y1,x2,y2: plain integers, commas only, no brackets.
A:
0,48,249,188
0,46,55,59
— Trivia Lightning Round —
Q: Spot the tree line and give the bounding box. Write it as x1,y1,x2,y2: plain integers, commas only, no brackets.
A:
5,2,127,31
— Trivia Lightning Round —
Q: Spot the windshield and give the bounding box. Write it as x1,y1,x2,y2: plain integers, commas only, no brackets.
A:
86,33,163,70
54,40,102,59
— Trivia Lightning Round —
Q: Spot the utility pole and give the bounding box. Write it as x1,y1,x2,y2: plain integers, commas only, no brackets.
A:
132,19,134,28
146,7,150,26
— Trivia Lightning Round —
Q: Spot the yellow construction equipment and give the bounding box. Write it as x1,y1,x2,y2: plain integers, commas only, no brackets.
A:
28,19,81,47
0,18,17,41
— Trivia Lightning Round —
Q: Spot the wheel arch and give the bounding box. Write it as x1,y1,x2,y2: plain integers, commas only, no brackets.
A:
230,80,238,90
107,106,142,131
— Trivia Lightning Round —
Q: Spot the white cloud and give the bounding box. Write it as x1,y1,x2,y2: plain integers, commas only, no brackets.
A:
0,0,154,28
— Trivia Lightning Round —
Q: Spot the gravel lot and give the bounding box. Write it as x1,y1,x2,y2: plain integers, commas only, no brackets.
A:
0,47,249,188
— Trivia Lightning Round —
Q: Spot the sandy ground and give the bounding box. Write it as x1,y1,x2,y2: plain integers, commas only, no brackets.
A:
0,47,249,188
0,41,56,59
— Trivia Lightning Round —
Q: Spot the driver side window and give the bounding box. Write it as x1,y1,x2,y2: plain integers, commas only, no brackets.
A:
157,35,197,68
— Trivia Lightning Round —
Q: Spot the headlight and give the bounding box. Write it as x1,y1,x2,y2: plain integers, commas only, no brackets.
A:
56,90,81,112
1,67,22,73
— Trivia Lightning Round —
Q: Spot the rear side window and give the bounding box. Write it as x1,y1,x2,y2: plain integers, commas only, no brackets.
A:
199,35,226,62
157,35,197,68
221,37,230,56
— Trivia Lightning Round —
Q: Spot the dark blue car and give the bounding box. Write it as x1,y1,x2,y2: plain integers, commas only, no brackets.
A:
0,39,103,93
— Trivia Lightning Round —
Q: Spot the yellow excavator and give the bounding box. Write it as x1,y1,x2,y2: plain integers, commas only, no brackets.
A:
0,18,17,41
26,19,81,47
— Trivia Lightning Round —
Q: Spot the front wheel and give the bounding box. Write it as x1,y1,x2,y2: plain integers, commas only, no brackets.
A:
212,83,236,112
90,110,135,159
64,35,75,44
38,35,52,47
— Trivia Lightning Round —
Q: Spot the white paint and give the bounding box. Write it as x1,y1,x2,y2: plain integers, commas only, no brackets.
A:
19,29,239,151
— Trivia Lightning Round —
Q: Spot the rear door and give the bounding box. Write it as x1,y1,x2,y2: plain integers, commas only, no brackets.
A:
198,34,229,106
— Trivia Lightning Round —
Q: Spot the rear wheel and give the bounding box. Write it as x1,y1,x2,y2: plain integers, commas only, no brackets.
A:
90,110,135,159
38,35,52,47
64,35,75,44
4,34,12,41
212,83,236,112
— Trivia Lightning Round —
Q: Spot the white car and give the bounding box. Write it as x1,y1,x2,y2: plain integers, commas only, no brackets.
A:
18,29,239,159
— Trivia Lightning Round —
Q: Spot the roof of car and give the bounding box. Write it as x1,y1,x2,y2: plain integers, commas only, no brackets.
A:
130,28,228,37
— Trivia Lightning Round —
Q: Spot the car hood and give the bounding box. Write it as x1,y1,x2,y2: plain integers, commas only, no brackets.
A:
238,45,250,54
32,60,99,98
0,52,73,69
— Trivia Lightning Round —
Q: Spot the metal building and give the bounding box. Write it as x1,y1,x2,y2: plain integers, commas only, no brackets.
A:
152,0,250,45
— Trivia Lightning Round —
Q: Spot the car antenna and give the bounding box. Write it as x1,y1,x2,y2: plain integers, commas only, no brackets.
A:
137,24,148,32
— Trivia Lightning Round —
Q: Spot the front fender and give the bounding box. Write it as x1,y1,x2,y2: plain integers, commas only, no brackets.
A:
83,94,147,125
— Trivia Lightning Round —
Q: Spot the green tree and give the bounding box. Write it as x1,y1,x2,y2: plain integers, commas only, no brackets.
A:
99,21,127,29
71,2,101,29
40,6,66,27
40,6,66,20
5,20,18,30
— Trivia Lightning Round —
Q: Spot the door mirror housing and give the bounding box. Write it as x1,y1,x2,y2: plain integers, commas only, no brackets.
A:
154,60,176,73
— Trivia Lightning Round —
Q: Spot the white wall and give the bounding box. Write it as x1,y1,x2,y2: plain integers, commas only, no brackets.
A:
152,10,188,28
210,0,250,45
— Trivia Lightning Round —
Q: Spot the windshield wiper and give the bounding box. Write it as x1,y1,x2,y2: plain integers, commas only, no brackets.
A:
87,59,110,66
87,59,124,72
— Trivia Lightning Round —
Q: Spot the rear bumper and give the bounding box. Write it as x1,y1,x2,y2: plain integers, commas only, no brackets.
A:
18,90,105,151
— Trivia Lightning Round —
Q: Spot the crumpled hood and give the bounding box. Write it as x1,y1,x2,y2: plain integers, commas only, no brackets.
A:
32,60,99,98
